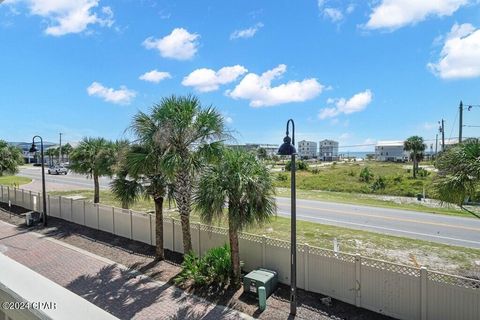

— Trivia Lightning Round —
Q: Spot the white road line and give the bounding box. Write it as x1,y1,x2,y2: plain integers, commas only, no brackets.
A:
278,211,480,247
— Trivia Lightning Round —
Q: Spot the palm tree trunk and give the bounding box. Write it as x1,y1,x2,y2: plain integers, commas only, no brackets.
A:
154,196,164,260
228,218,241,286
93,174,100,203
175,171,193,253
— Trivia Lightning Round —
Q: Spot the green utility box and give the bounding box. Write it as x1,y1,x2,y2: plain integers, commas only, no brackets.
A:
243,268,278,298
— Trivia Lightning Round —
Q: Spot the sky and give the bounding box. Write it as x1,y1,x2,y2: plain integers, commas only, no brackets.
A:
0,0,479,152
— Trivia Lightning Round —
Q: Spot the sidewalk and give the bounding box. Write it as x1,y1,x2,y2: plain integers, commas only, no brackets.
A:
0,220,252,320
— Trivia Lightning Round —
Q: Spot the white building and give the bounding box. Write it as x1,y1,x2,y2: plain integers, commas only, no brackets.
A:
319,139,339,161
375,141,408,162
298,140,317,159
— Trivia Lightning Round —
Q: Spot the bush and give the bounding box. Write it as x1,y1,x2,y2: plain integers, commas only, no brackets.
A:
348,170,355,177
417,168,430,178
311,168,320,174
359,167,374,183
393,175,403,183
175,245,232,286
285,160,308,171
276,173,288,181
371,176,387,192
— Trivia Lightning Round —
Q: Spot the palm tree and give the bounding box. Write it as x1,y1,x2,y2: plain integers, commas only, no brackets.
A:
434,138,480,217
45,148,56,166
110,140,171,259
404,136,426,179
193,148,276,284
154,95,228,254
0,140,24,176
62,143,73,162
69,137,116,203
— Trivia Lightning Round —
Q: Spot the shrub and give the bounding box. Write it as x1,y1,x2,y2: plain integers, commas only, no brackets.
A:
393,175,403,183
359,167,374,183
311,168,320,174
175,245,233,286
276,173,288,181
348,170,355,177
285,160,308,171
417,168,430,178
371,176,387,192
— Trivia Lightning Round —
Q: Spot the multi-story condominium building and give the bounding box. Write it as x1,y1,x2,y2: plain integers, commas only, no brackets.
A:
298,140,317,159
375,141,408,162
319,139,339,161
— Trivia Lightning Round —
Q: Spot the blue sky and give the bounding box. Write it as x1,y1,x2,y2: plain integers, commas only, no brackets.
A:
1,0,479,152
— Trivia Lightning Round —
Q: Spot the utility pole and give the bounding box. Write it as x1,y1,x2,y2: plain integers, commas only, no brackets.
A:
59,132,63,164
435,133,438,156
459,100,463,143
439,119,445,152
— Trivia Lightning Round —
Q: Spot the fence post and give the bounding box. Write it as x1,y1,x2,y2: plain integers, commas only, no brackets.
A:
112,207,115,234
59,196,62,218
29,191,32,210
21,189,24,206
197,223,201,256
46,194,49,215
14,187,16,205
149,214,153,245
83,201,86,226
0,185,3,202
355,254,362,307
172,218,175,252
129,210,133,239
262,235,266,267
304,244,310,291
420,267,427,320
7,186,10,204
96,204,100,229
70,198,73,221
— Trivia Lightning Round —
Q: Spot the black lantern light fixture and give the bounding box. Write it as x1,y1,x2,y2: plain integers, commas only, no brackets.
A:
278,119,297,315
30,136,48,227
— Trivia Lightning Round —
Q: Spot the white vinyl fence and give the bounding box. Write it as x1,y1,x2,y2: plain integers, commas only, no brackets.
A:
1,185,479,320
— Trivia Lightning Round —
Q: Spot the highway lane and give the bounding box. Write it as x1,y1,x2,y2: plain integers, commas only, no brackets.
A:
17,167,480,248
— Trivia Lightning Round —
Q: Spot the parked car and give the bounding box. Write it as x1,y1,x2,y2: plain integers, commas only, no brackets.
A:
48,166,68,175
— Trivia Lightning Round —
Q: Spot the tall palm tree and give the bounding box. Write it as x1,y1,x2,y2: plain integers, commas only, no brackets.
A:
110,141,171,259
62,143,73,162
45,148,56,166
404,136,426,179
0,140,24,176
434,138,480,217
69,137,116,203
154,95,228,254
193,148,277,284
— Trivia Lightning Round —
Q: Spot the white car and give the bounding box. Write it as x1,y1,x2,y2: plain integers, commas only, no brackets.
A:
48,166,68,175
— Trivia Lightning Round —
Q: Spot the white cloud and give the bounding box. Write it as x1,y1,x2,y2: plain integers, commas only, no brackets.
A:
139,70,171,83
428,23,480,79
365,0,469,30
230,23,263,39
143,28,199,60
9,0,115,36
323,8,344,22
227,64,324,107
87,82,136,105
319,89,373,119
182,65,248,92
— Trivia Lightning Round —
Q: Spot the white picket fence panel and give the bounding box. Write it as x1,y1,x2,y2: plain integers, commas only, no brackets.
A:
1,185,479,320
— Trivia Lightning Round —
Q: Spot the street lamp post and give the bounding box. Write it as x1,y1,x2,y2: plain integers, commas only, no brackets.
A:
278,119,297,316
29,136,47,227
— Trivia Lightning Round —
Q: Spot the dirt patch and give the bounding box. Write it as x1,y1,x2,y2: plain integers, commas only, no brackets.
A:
0,206,394,320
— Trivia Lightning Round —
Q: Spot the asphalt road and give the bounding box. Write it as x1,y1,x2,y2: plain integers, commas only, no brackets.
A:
17,167,480,248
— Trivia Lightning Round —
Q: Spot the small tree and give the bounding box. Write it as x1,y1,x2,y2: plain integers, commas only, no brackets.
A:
404,136,426,179
0,140,24,176
193,148,276,285
69,137,116,203
359,166,373,182
257,147,268,160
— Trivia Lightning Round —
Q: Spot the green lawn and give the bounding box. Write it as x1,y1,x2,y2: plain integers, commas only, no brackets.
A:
273,161,434,197
48,190,175,212
166,210,480,274
0,176,32,187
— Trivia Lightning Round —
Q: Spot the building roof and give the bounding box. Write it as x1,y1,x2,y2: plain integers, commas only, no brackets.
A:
376,140,404,147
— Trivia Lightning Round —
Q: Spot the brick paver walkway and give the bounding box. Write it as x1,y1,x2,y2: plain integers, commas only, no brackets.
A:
0,221,252,320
